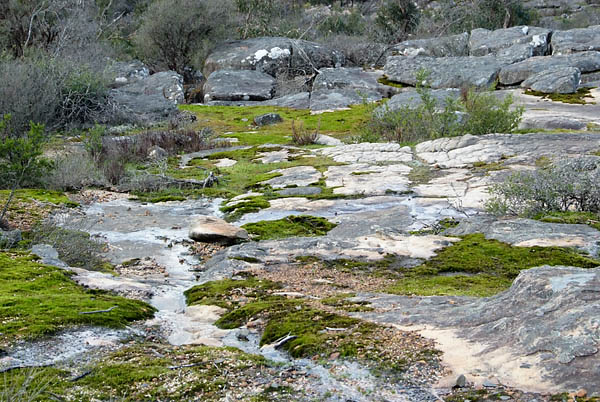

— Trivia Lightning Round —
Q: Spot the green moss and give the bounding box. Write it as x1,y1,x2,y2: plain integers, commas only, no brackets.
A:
407,164,433,185
241,215,337,241
409,217,459,236
221,196,271,222
471,161,506,174
351,171,378,175
0,252,155,347
535,211,600,231
386,233,600,297
377,76,404,88
535,155,552,168
524,87,596,105
0,189,78,207
321,293,375,312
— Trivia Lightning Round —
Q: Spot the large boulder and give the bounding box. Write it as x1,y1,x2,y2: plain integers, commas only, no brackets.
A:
552,25,600,55
469,26,551,58
309,88,381,111
203,70,276,102
189,216,249,244
376,88,462,115
204,37,344,78
110,71,184,125
384,56,505,89
521,67,581,94
499,51,600,85
106,60,150,88
313,67,399,97
392,32,470,58
263,92,311,109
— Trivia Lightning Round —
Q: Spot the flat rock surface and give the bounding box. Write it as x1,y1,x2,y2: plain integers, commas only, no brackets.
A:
319,142,412,163
189,215,249,244
261,165,322,188
204,70,276,101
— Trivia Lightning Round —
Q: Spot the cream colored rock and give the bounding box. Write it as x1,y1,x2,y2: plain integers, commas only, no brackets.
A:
189,215,249,244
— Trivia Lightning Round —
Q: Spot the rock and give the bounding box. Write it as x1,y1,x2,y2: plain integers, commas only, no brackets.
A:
315,134,343,146
376,88,461,115
261,166,322,189
520,67,581,94
309,88,381,111
263,92,311,109
312,67,397,97
483,380,497,387
384,56,505,89
203,70,276,102
31,244,68,268
254,113,282,126
454,374,467,388
0,229,21,247
189,216,249,244
106,59,149,88
110,71,184,125
469,26,550,58
392,32,470,58
319,142,413,164
498,52,600,85
148,145,168,160
276,186,322,196
237,329,250,342
519,117,587,131
552,25,600,55
204,37,344,78
575,388,588,398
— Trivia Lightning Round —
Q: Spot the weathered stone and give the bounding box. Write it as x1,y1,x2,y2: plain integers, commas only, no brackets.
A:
320,143,412,164
384,56,505,89
455,374,467,388
315,134,343,146
204,37,344,78
261,166,322,189
552,25,600,55
203,70,276,102
263,92,311,109
110,71,183,125
309,88,381,111
498,52,600,85
519,116,587,131
469,26,550,58
189,215,249,244
253,113,282,126
520,67,581,93
393,33,470,58
148,145,168,160
325,163,411,196
276,186,323,196
106,59,149,88
312,67,397,97
0,229,21,247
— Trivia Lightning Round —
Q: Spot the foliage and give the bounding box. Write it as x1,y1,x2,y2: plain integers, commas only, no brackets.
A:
364,71,523,144
241,215,337,240
134,0,231,75
486,157,600,217
0,115,51,190
374,0,420,44
0,252,154,347
524,87,596,105
291,119,319,145
318,9,366,36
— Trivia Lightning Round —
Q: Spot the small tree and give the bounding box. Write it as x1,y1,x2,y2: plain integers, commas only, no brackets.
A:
374,0,420,44
0,114,51,222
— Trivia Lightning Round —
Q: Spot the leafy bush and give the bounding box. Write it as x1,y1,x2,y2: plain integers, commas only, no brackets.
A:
318,10,366,36
134,0,231,75
486,157,600,217
374,0,420,44
364,71,523,143
44,153,106,191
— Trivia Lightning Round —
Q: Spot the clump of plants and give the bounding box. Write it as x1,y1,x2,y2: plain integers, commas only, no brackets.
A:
486,157,600,217
364,71,523,144
241,215,336,240
291,120,319,146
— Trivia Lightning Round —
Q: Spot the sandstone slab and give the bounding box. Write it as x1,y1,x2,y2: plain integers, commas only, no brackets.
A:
189,216,249,244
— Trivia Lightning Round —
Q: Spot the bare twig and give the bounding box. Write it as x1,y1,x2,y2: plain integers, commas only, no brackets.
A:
78,306,118,315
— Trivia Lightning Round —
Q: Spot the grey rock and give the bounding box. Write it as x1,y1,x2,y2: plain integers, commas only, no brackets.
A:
262,166,322,189
469,26,550,58
384,56,505,89
309,88,381,111
204,37,344,78
263,92,311,109
521,67,581,93
0,229,21,247
455,374,467,388
148,145,168,160
376,88,461,115
315,134,343,146
519,116,587,131
106,59,149,88
313,67,397,97
358,265,600,392
110,71,184,125
276,186,323,196
498,52,600,85
254,113,282,126
552,25,600,55
31,244,69,268
482,380,497,387
237,328,250,341
392,32,470,58
204,70,276,102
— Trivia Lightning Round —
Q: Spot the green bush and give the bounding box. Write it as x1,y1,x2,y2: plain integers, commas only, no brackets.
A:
374,0,420,44
318,10,366,36
364,71,523,143
486,157,600,217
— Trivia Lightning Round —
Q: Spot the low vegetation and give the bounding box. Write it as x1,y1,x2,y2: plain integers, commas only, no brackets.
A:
0,252,155,347
524,88,596,105
241,215,337,240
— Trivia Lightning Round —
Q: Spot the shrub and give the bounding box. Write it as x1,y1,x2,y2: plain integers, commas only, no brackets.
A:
374,0,419,44
486,157,600,217
134,0,231,76
291,120,319,145
364,71,523,143
318,10,366,37
44,153,106,191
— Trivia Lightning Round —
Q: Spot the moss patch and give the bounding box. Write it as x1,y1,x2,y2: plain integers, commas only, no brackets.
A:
241,215,337,241
220,196,271,222
0,252,155,347
377,76,404,88
0,189,78,230
386,233,600,297
471,161,506,174
535,211,600,231
524,87,596,105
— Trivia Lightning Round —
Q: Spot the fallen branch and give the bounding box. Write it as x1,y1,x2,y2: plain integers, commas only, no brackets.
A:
79,306,118,315
270,333,298,349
